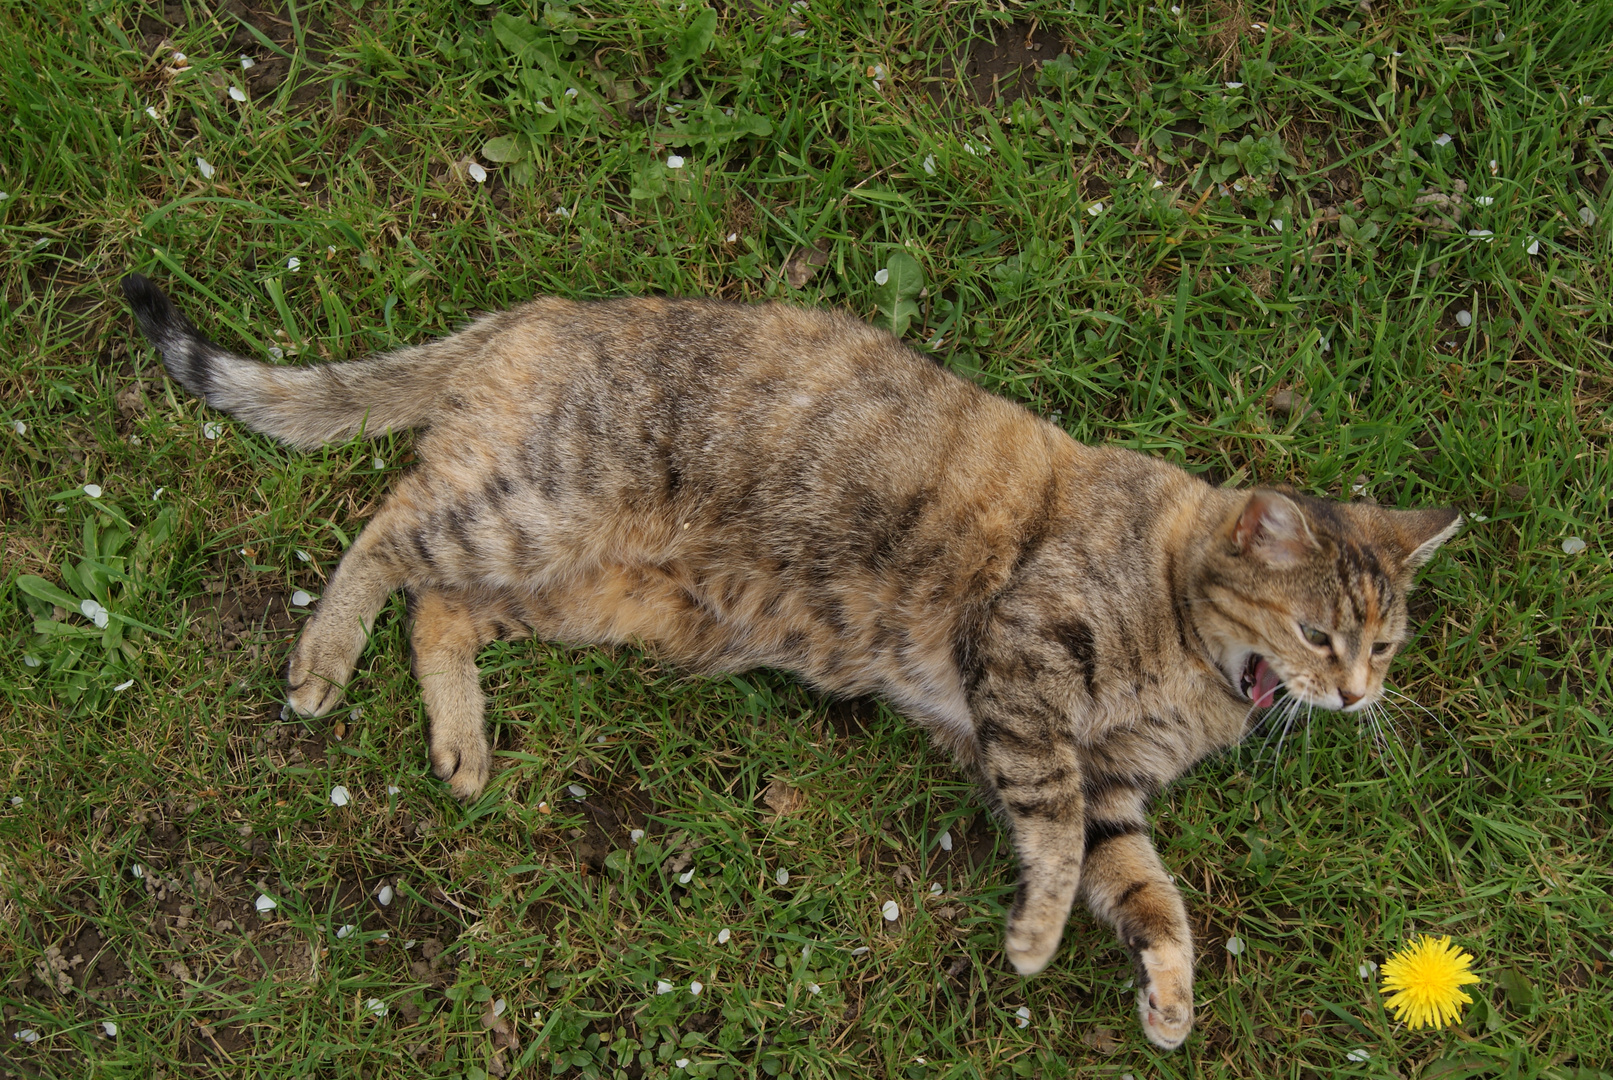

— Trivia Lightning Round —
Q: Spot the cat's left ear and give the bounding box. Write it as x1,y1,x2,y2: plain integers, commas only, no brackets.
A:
1386,507,1463,570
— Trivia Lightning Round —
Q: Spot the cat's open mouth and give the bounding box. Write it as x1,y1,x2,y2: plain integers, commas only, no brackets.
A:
1239,653,1283,709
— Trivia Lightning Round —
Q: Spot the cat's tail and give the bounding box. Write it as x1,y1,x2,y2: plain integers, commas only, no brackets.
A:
121,273,463,450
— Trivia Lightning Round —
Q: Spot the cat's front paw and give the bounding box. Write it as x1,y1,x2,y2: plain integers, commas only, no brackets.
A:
285,616,365,717
1135,944,1194,1050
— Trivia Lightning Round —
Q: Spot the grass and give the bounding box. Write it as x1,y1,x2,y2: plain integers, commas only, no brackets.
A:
1,0,1610,1076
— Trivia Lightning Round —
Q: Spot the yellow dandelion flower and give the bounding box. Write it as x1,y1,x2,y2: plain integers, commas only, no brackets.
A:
1379,935,1480,1030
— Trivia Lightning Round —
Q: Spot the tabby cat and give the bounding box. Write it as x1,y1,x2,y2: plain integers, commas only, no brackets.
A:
122,273,1459,1050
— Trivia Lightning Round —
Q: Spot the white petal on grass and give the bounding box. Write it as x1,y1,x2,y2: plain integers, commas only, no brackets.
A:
467,162,488,184
1087,202,1103,216
1251,21,1266,31
203,421,222,439
938,830,953,851
1016,1005,1031,1028
1433,133,1453,147
656,980,674,995
1357,960,1378,979
287,257,300,271
81,599,110,629
1455,310,1473,327
11,421,24,435
22,654,40,668
881,899,900,922
365,998,388,1018
330,785,351,807
295,549,311,562
1225,81,1243,89
1495,31,1505,43
113,679,134,692
131,863,144,879
229,86,246,102
874,268,890,286
689,980,703,996
14,1030,39,1044
851,946,869,956
930,882,943,896
717,928,731,944
1170,4,1181,12
726,232,738,242
1562,536,1587,555
269,347,283,360
372,457,385,470
1468,229,1495,240
922,154,936,175
1347,1049,1370,1063
1469,513,1488,522
492,998,507,1018
775,867,790,886
255,894,277,913
568,784,587,799
1489,159,1500,175
378,885,394,906
197,157,215,179
1474,195,1494,206
1579,206,1596,226
101,1021,118,1037
678,869,694,884
241,55,255,68
83,483,102,498
387,784,401,796
1272,218,1284,232
152,487,164,500
1225,935,1246,955
675,1060,690,1070
350,708,362,721
807,982,821,995
336,923,356,939
1527,237,1541,255
9,796,21,806
146,106,159,120
1578,95,1595,106
630,828,645,844
327,245,337,255
666,155,685,169
564,87,578,98
290,591,313,608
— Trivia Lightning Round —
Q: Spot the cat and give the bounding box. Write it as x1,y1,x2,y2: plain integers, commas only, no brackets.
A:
121,272,1460,1050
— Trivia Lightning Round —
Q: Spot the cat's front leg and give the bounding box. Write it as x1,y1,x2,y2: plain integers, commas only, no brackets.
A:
975,714,1088,977
1081,787,1195,1050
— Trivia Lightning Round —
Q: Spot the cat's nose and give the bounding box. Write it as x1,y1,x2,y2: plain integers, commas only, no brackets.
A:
1338,688,1362,707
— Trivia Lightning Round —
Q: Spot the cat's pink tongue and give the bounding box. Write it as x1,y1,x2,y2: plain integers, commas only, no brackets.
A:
1251,658,1282,708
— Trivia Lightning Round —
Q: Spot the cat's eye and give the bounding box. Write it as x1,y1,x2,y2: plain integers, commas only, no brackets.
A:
1372,641,1394,656
1300,624,1332,649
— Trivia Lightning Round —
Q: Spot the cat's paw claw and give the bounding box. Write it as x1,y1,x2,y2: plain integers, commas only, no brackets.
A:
430,738,490,801
285,671,344,717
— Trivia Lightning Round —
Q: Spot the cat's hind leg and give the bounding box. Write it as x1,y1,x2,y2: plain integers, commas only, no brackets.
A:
409,586,532,800
286,480,431,717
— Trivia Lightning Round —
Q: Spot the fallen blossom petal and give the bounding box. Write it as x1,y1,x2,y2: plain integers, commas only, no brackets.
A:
330,785,351,807
14,1030,39,1044
372,456,385,470
1467,229,1494,240
1359,960,1379,979
131,863,144,878
203,421,221,439
365,998,388,1018
22,654,41,668
229,86,246,102
388,785,402,796
717,928,731,944
656,980,674,994
378,885,394,905
336,923,356,939
1455,310,1472,327
1016,1005,1031,1028
1226,936,1246,955
1474,196,1494,206
922,154,936,175
152,487,164,500
1579,207,1596,226
11,420,25,435
1561,537,1586,555
492,998,507,1018
874,268,890,286
930,882,943,895
255,894,277,913
1087,202,1104,216
1433,133,1453,147
146,106,159,120
1225,81,1244,89
630,829,645,844
689,980,703,996
101,1021,118,1037
666,155,685,169
287,257,300,271
290,591,313,607
1347,1049,1369,1063
807,982,821,995
1578,95,1594,106
939,830,953,851
1526,237,1540,255
269,347,283,360
776,868,790,885
241,56,255,68
467,162,487,183
726,232,738,242
881,900,900,921
675,1060,690,1069
197,157,215,179
678,869,694,884
1489,159,1500,175
83,483,102,498
568,784,586,799
113,679,134,692
851,946,869,956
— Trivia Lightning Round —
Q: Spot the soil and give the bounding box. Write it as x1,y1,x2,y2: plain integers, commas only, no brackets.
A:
938,20,1067,108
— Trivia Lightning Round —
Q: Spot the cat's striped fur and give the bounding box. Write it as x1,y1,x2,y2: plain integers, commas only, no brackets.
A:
123,273,1460,1050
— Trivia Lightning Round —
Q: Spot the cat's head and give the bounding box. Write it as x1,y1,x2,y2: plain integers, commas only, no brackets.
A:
1190,489,1461,713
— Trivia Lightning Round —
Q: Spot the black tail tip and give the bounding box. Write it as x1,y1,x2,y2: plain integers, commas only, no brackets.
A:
120,272,213,396
121,273,171,323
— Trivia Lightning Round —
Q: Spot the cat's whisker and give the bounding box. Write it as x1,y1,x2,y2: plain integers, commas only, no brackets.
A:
1383,686,1485,780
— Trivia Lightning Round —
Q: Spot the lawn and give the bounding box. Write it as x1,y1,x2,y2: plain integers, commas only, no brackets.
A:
2,0,1610,1077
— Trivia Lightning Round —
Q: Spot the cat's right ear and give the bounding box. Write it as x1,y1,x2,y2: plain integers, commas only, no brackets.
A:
1230,490,1316,566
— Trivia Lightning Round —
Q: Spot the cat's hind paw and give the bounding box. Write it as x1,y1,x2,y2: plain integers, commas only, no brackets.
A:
1136,945,1194,1050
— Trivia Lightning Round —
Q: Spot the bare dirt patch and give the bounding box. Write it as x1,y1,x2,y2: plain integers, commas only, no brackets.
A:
939,20,1066,107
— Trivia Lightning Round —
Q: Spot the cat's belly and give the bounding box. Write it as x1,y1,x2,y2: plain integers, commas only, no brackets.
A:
503,558,975,745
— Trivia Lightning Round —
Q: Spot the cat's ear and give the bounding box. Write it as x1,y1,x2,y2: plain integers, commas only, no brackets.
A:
1231,490,1317,566
1386,507,1463,570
